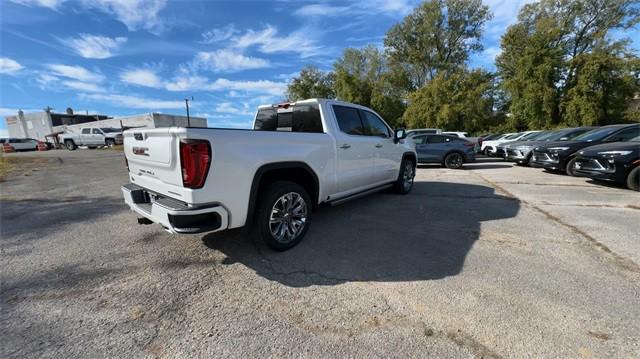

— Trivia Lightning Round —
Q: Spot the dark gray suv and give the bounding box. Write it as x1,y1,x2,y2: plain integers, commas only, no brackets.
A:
412,134,476,169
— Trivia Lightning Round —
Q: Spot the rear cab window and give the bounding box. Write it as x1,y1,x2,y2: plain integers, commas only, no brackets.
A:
254,103,324,133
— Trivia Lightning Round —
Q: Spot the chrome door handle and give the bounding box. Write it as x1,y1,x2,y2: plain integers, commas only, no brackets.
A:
375,144,383,148
339,144,351,149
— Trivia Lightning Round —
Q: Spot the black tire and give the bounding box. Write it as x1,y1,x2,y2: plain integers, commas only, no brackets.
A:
105,138,116,147
483,148,490,156
565,157,578,176
65,140,77,151
393,157,415,194
627,166,640,191
444,152,464,169
255,181,312,251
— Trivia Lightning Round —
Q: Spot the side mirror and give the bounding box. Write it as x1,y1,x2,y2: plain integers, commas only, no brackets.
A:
394,128,407,143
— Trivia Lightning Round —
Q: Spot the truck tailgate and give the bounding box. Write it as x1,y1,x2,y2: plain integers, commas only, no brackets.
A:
124,128,185,195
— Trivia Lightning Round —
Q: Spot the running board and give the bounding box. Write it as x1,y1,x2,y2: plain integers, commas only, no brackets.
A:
329,184,392,206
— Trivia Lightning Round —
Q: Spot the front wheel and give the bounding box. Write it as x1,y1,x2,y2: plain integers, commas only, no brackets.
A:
255,181,312,251
627,167,639,191
444,152,464,169
65,140,77,151
565,157,578,176
394,158,415,194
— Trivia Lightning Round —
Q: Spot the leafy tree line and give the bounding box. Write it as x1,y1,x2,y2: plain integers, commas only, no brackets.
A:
286,0,640,134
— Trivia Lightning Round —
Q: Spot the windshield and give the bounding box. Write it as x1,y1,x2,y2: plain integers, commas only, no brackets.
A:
573,127,622,142
504,133,522,140
520,131,545,141
100,128,121,133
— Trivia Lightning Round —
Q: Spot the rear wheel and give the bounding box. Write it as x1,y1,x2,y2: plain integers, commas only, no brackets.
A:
105,138,116,147
255,181,311,251
627,167,640,191
393,157,415,194
444,152,464,169
565,157,578,176
65,140,77,151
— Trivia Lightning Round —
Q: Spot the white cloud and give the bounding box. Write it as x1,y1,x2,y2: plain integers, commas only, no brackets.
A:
208,78,287,96
162,75,286,96
232,25,322,58
61,80,104,93
12,0,168,33
294,0,414,18
46,64,104,82
294,4,349,16
84,93,184,109
214,102,252,115
82,0,168,33
193,50,270,73
120,68,162,87
10,0,64,9
66,34,127,59
201,25,236,43
0,107,39,117
0,57,24,75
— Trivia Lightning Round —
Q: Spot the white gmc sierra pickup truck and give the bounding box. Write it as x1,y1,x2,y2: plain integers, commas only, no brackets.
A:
122,99,416,250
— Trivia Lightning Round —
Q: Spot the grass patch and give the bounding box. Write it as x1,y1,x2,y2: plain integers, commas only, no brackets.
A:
0,154,51,182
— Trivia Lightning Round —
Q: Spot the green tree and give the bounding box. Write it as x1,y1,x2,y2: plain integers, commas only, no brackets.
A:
563,43,640,126
403,68,496,133
285,65,335,101
333,46,406,126
498,0,640,129
384,0,491,89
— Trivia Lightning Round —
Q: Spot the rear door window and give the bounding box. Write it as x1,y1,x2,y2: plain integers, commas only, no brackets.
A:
254,104,324,133
81,128,91,134
333,105,365,136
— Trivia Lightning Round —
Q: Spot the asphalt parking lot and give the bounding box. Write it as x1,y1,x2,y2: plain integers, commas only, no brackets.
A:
1,150,639,358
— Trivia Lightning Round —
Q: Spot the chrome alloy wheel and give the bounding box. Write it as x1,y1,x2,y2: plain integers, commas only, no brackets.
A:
269,192,308,243
403,162,415,191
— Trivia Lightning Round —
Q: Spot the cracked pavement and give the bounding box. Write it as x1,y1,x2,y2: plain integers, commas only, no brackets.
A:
1,150,639,358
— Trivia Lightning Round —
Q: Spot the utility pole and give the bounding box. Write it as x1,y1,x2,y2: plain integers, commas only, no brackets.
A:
185,96,194,128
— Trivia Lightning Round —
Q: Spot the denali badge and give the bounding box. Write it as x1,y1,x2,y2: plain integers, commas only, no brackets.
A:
132,147,149,156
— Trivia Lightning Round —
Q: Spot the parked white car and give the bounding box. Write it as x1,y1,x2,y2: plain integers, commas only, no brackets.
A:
442,131,468,138
121,99,417,250
60,127,123,150
0,138,39,151
481,131,540,156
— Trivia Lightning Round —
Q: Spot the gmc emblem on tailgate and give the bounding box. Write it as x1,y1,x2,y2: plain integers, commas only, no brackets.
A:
132,147,149,156
133,132,144,141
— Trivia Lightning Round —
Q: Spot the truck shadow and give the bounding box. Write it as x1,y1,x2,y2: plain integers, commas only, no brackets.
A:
202,181,520,287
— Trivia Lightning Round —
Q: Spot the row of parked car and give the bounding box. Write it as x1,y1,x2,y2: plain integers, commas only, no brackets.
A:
481,124,640,191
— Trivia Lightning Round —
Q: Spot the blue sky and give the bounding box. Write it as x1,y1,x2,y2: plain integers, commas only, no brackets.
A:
1,0,638,136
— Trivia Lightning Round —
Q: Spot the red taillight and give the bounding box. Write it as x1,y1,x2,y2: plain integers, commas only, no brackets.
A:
180,139,211,189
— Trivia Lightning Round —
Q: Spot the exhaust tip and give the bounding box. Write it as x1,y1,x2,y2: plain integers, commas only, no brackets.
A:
137,217,153,225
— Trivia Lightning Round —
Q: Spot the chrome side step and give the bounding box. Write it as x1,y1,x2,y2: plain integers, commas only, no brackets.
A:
329,184,392,206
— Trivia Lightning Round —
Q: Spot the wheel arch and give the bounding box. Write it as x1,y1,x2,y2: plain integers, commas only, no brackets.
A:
246,162,320,226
